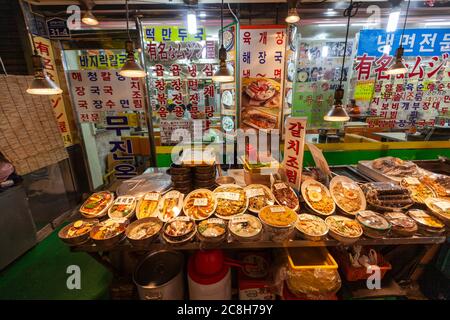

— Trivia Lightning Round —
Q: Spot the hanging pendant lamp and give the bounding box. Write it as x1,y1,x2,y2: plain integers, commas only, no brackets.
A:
285,1,300,24
119,0,146,78
386,0,411,75
82,10,99,26
324,1,359,122
27,51,63,95
212,0,233,82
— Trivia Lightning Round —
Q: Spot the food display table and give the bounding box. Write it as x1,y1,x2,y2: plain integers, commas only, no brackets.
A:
67,160,449,278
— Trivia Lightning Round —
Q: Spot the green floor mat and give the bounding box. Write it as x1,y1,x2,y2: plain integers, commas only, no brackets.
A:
0,226,112,300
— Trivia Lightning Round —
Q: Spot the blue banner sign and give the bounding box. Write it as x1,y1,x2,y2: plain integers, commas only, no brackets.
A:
358,29,450,57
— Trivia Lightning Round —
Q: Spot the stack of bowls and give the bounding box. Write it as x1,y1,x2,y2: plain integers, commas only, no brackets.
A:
169,164,192,194
193,165,216,190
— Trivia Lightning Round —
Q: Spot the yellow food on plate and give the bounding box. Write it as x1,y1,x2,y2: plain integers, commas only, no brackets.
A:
213,184,247,218
259,205,297,227
183,189,216,220
303,181,335,215
137,192,160,219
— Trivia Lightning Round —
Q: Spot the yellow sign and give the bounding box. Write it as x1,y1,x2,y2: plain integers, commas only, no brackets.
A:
354,79,375,101
143,26,206,42
77,52,127,70
32,36,74,147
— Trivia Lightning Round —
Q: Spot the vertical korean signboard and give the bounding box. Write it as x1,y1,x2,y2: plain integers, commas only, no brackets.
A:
239,26,286,131
354,29,450,128
282,117,306,192
32,36,74,147
142,25,219,145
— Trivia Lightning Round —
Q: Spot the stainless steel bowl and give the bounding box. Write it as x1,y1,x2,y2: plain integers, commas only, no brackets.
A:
126,217,163,248
215,176,236,185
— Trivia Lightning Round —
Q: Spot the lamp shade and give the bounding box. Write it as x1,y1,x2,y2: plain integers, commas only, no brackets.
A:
119,41,146,78
386,47,408,75
212,46,233,82
323,88,350,122
26,54,62,95
82,10,99,26
26,76,63,95
285,8,300,24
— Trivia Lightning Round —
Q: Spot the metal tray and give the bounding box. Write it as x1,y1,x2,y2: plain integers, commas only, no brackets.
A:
357,161,401,184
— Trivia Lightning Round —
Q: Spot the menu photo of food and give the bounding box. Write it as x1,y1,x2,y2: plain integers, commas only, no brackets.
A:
241,78,281,131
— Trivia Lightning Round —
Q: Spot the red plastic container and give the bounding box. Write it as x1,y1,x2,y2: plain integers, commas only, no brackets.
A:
332,248,392,282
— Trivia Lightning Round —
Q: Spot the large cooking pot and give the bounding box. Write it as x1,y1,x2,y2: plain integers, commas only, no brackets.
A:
133,250,184,300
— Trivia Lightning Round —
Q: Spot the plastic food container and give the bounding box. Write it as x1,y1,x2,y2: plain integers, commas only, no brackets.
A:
325,215,363,245
295,214,329,241
301,179,335,216
285,247,341,297
183,189,217,221
58,219,99,246
108,195,137,220
258,205,297,242
384,211,418,237
79,191,114,219
126,217,163,248
197,218,227,244
229,214,263,242
355,210,391,239
136,192,160,219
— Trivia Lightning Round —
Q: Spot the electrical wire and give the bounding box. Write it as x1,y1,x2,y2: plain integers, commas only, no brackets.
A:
126,0,131,41
400,0,411,44
339,0,361,87
227,2,238,23
221,0,224,46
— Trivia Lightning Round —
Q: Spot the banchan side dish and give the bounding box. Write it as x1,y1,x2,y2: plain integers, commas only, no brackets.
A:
213,184,248,219
108,196,137,220
183,189,217,221
330,176,366,215
136,192,160,219
325,215,363,245
271,181,299,211
245,184,275,214
80,191,114,218
301,180,335,216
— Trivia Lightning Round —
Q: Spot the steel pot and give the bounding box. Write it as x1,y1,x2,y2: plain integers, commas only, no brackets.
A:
133,250,184,300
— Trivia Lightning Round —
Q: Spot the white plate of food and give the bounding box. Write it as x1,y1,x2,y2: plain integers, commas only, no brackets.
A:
330,176,366,215
301,179,336,216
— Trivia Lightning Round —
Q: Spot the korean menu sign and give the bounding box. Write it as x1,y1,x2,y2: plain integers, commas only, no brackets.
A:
144,26,206,42
282,117,306,192
68,70,144,123
239,26,286,131
357,29,450,57
142,24,220,146
354,29,450,128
